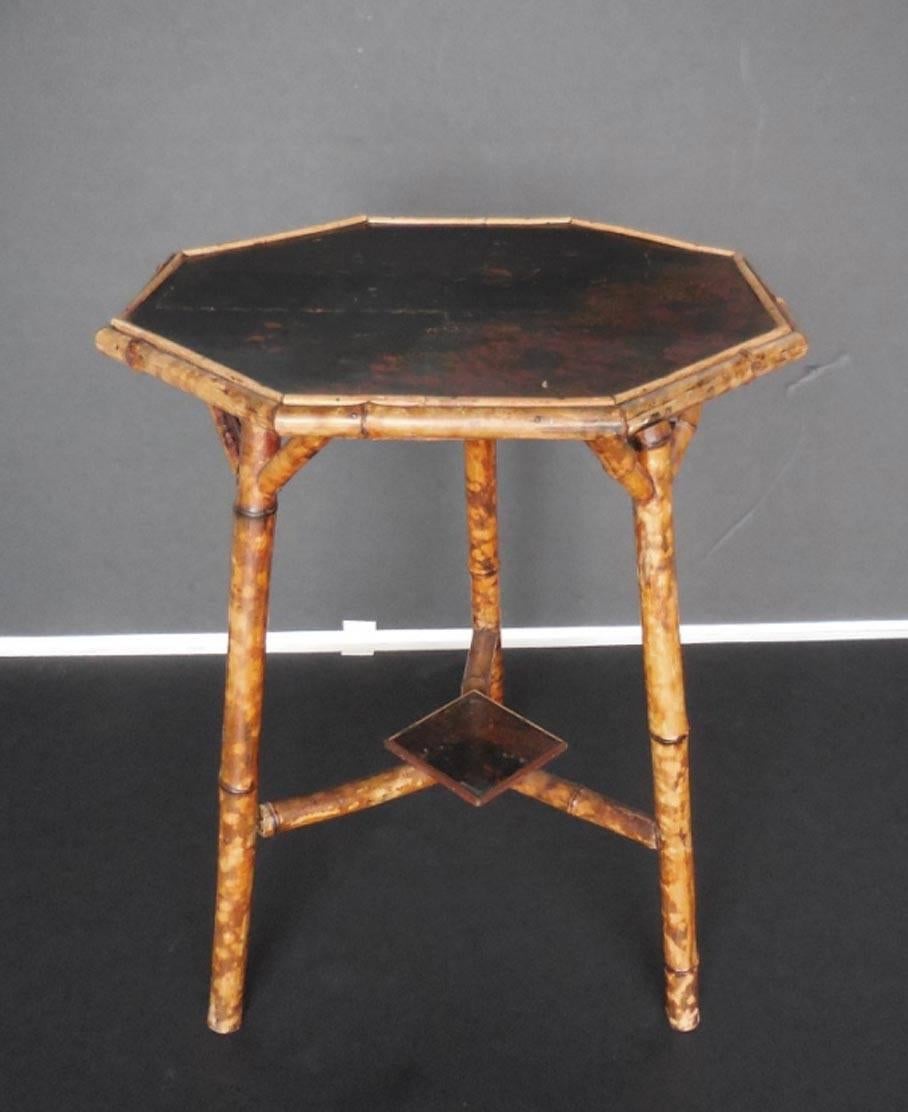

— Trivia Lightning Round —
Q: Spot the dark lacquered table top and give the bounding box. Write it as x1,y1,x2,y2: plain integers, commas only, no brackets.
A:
120,218,791,406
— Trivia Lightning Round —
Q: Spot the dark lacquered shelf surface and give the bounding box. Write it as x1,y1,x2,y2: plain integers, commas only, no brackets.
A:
385,691,567,806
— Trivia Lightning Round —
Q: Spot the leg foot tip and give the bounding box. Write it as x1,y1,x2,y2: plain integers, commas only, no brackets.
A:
667,1007,700,1032
665,966,699,1031
207,1008,242,1035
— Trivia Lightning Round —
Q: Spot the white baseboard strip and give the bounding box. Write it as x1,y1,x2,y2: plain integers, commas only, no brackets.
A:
1,620,906,658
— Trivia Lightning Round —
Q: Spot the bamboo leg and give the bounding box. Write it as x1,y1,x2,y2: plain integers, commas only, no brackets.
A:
464,440,504,701
633,422,700,1032
207,422,280,1034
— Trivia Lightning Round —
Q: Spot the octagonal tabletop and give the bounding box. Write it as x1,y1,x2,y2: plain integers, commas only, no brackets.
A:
99,216,806,437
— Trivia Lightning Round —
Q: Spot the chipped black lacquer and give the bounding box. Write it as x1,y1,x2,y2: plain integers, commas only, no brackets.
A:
127,223,777,400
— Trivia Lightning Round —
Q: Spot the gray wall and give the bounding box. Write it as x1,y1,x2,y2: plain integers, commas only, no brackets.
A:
2,0,906,635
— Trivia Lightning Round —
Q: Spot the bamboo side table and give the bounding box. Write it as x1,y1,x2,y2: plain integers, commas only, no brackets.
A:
96,216,806,1034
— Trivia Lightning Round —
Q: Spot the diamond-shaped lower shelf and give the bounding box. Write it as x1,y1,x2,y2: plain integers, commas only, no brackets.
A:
384,690,567,806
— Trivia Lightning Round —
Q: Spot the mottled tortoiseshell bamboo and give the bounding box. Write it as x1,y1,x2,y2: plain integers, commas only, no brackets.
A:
256,435,329,498
259,764,436,837
95,325,278,421
464,440,504,701
621,332,806,434
587,435,655,502
512,770,658,850
276,404,625,440
632,421,700,1032
207,421,280,1035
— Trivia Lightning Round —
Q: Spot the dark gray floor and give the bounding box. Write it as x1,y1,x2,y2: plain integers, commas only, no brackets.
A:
1,644,905,1111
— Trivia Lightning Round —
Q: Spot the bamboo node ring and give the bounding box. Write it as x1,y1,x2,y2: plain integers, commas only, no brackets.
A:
233,502,277,519
219,779,256,796
565,784,584,815
258,802,280,838
651,732,688,747
634,420,674,451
